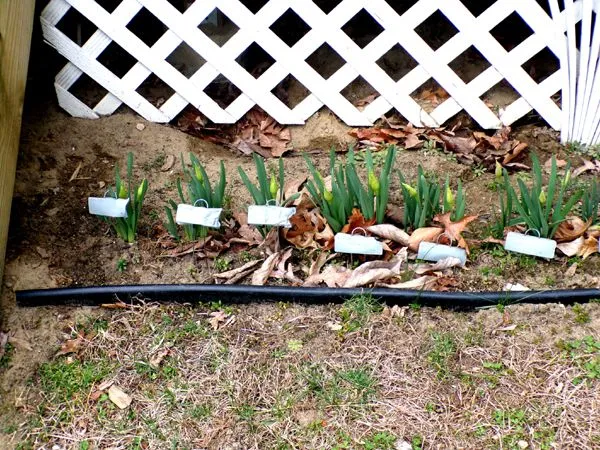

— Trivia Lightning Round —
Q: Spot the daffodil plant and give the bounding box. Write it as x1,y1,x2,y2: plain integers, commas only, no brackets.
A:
238,154,298,236
398,167,441,230
103,152,148,243
581,180,599,225
500,155,583,239
305,149,355,233
164,153,226,241
442,176,466,222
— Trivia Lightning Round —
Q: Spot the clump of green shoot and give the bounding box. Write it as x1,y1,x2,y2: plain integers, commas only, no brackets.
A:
305,149,355,233
305,146,396,232
580,180,599,225
398,167,441,230
500,155,583,239
238,154,298,236
346,146,397,223
102,152,148,243
164,154,226,241
442,176,466,221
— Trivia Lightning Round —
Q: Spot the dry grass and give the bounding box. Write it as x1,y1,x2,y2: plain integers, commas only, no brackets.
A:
1,299,599,449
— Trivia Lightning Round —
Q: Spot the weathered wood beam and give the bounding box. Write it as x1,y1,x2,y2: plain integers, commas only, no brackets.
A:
0,0,36,282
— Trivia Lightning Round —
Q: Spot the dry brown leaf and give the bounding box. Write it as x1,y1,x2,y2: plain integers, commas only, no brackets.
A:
149,348,170,369
308,252,328,277
251,252,280,285
554,217,591,243
214,260,262,279
208,311,229,330
565,263,578,277
343,250,407,288
284,175,307,200
413,257,463,275
56,333,85,357
433,213,478,252
283,209,334,250
160,154,175,172
108,385,132,409
378,276,437,290
303,265,352,287
366,224,410,246
578,235,599,259
341,209,376,234
408,227,443,252
0,332,8,361
100,301,129,309
557,237,584,257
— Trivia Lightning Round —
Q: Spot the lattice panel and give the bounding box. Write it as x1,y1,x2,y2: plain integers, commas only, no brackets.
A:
41,0,579,129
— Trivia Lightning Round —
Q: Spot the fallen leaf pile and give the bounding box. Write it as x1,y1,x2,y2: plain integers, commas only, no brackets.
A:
350,125,529,171
556,218,600,260
233,109,291,158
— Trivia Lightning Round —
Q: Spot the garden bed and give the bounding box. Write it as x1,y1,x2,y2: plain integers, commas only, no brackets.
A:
3,99,600,315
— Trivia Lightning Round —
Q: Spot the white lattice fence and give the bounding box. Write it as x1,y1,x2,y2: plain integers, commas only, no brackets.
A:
41,0,581,129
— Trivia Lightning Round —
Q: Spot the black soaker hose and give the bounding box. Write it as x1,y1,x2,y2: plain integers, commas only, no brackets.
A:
15,284,600,308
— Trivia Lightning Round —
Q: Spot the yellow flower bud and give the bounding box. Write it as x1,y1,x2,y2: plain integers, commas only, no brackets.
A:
445,185,455,210
137,179,147,202
495,161,503,182
402,183,418,199
368,171,380,195
118,184,128,199
270,175,278,199
324,190,334,203
539,189,547,206
562,169,571,188
194,164,203,183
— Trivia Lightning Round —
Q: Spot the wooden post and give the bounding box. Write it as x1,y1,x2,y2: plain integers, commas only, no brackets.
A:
0,0,36,282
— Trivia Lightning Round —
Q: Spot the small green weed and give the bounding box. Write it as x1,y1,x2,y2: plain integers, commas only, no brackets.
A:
0,343,14,369
116,257,128,272
363,431,397,450
427,332,457,379
214,257,231,272
339,294,382,331
572,303,591,324
39,359,113,400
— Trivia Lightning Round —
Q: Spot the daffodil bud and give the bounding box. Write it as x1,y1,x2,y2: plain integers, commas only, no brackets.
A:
539,189,547,206
402,183,418,199
368,171,380,195
562,170,571,188
495,161,503,182
118,184,128,199
445,185,455,210
194,164,203,183
269,175,278,199
137,179,147,202
324,190,334,203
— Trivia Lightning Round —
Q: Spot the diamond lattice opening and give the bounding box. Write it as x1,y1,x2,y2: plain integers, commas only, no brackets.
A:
97,41,138,79
269,9,312,47
341,9,385,49
96,0,121,14
272,75,310,109
313,0,343,15
376,43,419,82
490,12,535,52
341,76,379,106
69,74,109,109
126,7,168,47
198,9,239,47
236,43,276,79
522,48,560,84
203,76,242,109
411,80,450,113
306,43,345,80
481,80,521,114
55,7,97,46
169,0,195,13
415,10,459,51
166,42,206,79
135,74,176,108
449,46,491,84
463,0,496,17
239,0,270,14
